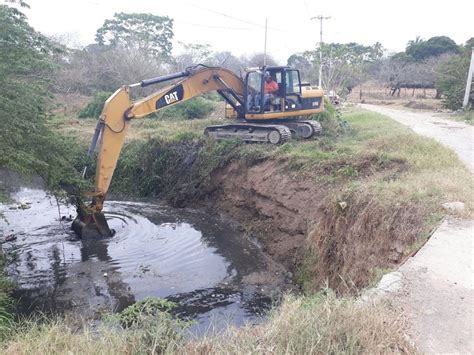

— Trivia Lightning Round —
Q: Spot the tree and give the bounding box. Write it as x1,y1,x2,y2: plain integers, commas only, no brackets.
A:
53,44,166,95
406,35,423,50
301,42,384,96
406,36,460,61
95,12,173,59
173,42,212,71
436,53,472,110
0,4,80,188
287,54,315,82
377,55,410,96
212,51,244,74
463,38,474,53
243,53,278,67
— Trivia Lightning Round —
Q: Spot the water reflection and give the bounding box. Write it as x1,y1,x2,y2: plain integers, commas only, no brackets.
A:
0,189,283,332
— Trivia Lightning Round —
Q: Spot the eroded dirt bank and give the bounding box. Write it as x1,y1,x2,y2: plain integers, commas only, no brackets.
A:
201,158,423,292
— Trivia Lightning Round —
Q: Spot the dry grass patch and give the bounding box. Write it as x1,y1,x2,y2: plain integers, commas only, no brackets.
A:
49,114,230,146
2,293,415,355
183,292,414,354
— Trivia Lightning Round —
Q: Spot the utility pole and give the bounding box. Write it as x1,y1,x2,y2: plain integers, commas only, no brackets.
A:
263,18,268,67
462,47,474,109
311,15,331,88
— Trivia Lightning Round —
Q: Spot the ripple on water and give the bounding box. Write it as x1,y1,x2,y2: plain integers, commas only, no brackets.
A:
0,188,274,333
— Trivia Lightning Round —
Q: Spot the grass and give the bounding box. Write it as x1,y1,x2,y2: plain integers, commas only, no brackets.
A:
1,292,415,354
49,113,229,145
451,110,474,125
0,255,15,342
276,109,473,211
185,292,414,354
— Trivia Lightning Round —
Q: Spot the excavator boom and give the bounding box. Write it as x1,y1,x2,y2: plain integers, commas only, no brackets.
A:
73,65,245,238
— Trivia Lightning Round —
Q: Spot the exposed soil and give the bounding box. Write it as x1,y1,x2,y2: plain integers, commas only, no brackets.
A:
200,157,420,292
207,161,323,270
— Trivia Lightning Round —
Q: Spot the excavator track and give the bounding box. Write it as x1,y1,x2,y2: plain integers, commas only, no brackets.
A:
204,123,291,144
300,120,322,137
277,120,322,139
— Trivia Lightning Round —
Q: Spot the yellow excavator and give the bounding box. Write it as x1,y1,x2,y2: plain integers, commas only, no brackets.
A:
72,64,324,238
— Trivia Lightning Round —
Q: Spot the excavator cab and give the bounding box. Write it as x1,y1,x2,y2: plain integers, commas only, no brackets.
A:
243,66,313,115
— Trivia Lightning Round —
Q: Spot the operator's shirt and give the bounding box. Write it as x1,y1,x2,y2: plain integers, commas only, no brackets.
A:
264,80,278,94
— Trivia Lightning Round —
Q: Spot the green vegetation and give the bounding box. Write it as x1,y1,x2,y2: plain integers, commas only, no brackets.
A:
1,292,414,354
0,5,83,190
78,91,111,118
379,36,473,109
437,52,472,110
0,258,15,341
153,97,216,120
95,12,174,59
406,36,460,61
104,107,472,210
114,298,177,327
2,298,186,354
452,110,474,124
78,92,216,121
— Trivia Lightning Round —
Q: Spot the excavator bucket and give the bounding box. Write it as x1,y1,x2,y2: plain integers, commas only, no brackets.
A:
72,212,114,239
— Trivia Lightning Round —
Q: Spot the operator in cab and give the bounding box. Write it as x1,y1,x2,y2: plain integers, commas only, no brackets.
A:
264,72,278,95
261,71,279,110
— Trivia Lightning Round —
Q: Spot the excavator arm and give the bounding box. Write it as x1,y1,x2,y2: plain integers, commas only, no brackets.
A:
73,65,245,238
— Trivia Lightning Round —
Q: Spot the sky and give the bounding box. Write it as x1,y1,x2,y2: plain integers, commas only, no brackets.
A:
19,0,473,63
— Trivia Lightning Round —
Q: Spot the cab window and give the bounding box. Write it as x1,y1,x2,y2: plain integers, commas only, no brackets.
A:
285,70,301,95
275,72,282,84
246,71,263,112
247,71,262,93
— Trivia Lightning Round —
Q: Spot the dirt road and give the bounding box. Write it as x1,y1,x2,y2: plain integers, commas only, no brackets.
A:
361,104,474,174
362,104,474,353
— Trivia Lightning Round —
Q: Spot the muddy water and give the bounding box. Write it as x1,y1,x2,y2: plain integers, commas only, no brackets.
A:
0,184,289,335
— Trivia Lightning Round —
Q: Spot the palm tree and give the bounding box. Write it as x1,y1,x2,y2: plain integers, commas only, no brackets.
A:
407,36,423,50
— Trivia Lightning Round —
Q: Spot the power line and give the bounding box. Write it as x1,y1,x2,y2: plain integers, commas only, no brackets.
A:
191,4,287,32
175,21,254,31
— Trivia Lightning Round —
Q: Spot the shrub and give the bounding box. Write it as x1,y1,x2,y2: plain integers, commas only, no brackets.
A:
117,298,177,327
437,54,472,110
311,99,351,136
78,91,112,118
153,97,215,120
